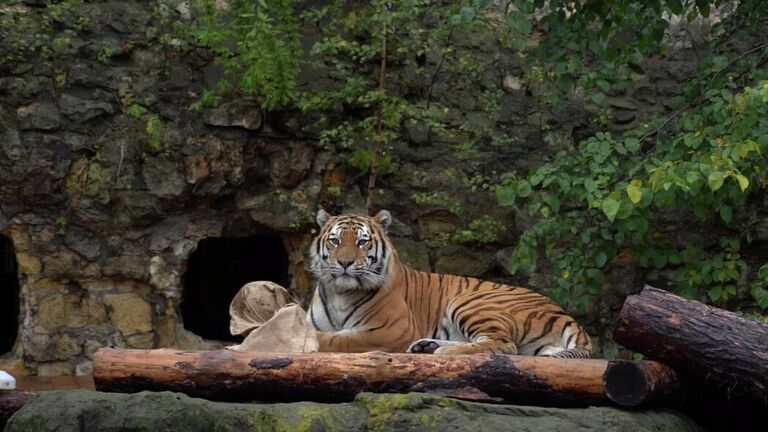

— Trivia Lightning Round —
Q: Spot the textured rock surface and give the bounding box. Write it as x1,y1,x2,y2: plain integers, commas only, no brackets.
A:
6,391,702,432
0,0,759,374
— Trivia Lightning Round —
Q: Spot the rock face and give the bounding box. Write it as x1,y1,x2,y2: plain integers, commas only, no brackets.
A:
6,391,702,432
0,1,760,375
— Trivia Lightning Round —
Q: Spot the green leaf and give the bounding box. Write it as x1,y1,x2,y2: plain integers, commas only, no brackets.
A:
595,251,608,268
666,0,683,15
496,186,516,207
707,172,725,191
517,180,533,198
708,286,723,302
735,174,750,192
601,198,620,222
626,184,642,204
719,205,732,224
584,179,598,193
751,285,768,310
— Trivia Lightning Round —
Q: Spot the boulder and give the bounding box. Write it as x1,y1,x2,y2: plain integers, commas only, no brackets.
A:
58,94,114,123
203,99,263,130
16,103,61,131
5,391,701,432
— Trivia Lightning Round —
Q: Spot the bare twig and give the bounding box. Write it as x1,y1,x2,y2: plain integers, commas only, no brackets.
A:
640,40,768,145
425,26,454,109
366,2,388,215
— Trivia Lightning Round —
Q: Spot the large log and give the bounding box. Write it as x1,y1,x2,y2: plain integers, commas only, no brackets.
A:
614,286,768,398
93,348,676,407
0,391,36,428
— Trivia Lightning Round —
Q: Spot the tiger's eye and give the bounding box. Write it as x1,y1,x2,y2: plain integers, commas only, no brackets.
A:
357,239,368,247
329,238,339,246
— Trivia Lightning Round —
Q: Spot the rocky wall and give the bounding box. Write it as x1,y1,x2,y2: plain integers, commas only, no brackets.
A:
0,0,727,374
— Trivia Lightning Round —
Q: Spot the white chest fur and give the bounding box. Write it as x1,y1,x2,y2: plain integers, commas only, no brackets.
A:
307,284,377,332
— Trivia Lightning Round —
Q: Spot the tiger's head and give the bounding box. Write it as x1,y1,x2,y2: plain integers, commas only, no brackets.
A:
310,209,395,293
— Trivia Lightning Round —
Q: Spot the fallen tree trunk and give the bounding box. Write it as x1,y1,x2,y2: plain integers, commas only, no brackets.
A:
94,348,676,407
614,286,768,398
0,391,36,427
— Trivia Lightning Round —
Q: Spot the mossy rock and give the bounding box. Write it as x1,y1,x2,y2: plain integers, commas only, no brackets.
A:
6,390,702,432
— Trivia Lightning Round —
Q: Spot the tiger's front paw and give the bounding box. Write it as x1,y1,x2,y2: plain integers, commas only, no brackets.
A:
407,339,442,354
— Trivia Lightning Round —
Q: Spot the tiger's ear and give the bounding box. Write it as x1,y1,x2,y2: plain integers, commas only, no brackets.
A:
316,209,332,227
374,210,392,231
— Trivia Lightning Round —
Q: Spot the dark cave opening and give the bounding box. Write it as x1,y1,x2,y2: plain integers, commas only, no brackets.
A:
0,235,20,354
181,235,290,341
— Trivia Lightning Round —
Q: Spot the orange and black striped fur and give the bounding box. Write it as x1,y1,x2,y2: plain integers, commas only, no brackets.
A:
308,209,592,357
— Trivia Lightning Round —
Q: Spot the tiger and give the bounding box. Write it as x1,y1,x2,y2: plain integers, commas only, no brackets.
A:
307,209,592,357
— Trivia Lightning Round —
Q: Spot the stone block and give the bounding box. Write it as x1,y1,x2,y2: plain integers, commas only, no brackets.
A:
36,361,74,377
103,293,153,335
16,102,62,131
391,238,431,272
54,334,82,360
434,245,497,277
16,253,41,275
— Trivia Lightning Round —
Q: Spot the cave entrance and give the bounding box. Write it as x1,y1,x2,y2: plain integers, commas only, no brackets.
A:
0,235,20,354
181,235,290,341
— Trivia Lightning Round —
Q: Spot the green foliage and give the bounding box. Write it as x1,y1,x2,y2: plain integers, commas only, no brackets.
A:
349,147,395,174
497,74,768,310
182,0,301,110
297,0,499,185
411,192,462,215
0,0,94,67
451,215,504,244
145,115,170,153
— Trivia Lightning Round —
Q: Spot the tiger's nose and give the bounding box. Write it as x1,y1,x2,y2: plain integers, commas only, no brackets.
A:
337,259,354,269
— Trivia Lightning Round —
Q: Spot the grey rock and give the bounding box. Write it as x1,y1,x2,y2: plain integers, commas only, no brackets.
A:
68,63,108,88
142,157,186,198
269,142,313,188
391,237,431,272
1,128,25,160
6,391,702,432
203,99,263,130
434,245,496,277
59,94,115,123
17,102,62,131
64,227,103,260
405,120,430,144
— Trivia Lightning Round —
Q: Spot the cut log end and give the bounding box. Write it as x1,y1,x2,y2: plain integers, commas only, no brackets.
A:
603,360,679,407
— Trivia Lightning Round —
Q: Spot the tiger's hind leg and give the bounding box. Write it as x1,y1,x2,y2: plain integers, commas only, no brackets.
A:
408,334,518,355
407,339,467,354
536,345,592,359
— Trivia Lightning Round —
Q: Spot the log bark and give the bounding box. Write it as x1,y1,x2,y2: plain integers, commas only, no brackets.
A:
614,286,768,398
0,391,36,427
94,348,677,408
94,348,612,407
603,360,679,407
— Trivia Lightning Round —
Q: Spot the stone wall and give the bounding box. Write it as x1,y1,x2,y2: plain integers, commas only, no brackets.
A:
0,1,736,374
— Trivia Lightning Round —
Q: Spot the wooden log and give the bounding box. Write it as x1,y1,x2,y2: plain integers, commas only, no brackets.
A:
0,391,36,427
603,360,679,407
614,286,768,398
94,348,612,407
94,348,679,408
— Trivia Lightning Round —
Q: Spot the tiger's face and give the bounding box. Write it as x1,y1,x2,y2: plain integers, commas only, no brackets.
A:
310,209,393,293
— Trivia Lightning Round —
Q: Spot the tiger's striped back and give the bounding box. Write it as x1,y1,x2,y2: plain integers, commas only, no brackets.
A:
308,209,591,357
